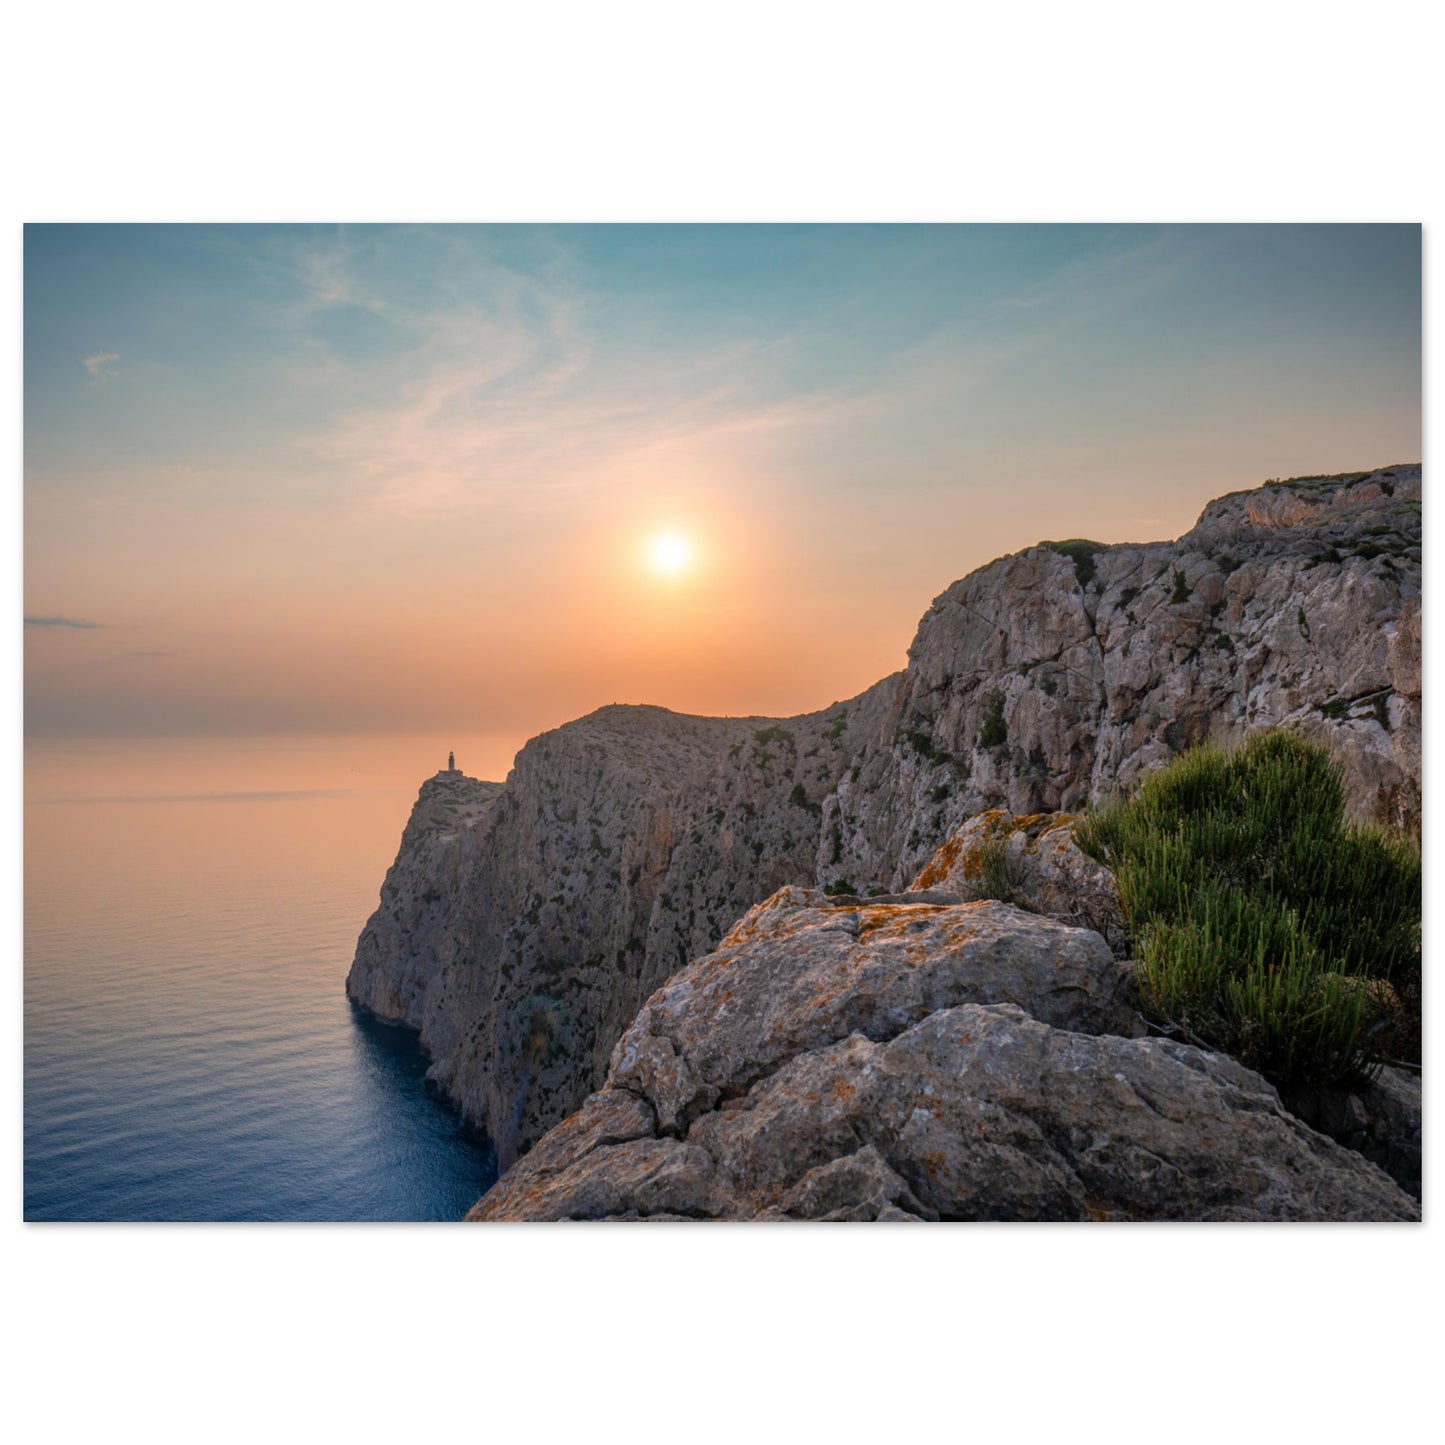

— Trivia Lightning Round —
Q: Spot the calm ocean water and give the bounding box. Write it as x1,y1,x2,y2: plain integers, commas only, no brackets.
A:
24,736,506,1222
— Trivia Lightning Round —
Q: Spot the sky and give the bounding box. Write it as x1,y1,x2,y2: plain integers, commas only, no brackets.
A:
24,223,1421,766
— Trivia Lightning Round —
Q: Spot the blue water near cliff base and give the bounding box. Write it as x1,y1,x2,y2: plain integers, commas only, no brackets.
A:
24,737,501,1222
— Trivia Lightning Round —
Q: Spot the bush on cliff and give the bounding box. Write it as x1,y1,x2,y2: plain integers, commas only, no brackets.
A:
1040,538,1107,587
1076,731,1420,1090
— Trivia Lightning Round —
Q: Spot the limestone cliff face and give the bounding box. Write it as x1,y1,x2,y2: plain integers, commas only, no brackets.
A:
829,462,1421,891
374,689,897,1166
348,464,1421,1158
347,772,505,1025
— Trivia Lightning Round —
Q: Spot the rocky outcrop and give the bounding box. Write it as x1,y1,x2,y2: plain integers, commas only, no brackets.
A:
910,809,1128,957
471,887,1418,1222
603,889,1141,1135
909,806,1424,1199
350,465,1422,1157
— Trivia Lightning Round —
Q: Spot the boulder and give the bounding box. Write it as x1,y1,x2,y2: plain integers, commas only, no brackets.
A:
470,888,1418,1222
606,889,1140,1135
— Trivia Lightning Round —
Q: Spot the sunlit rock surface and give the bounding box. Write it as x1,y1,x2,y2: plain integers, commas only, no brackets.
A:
470,888,1416,1222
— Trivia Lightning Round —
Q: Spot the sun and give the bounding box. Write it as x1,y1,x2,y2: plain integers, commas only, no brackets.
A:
647,532,694,576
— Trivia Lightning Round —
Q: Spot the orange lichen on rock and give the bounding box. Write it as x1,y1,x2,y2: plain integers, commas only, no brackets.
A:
1007,812,1052,833
912,851,957,891
938,915,985,947
856,904,951,943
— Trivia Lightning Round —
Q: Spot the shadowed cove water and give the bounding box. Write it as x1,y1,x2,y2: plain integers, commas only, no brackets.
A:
24,736,506,1221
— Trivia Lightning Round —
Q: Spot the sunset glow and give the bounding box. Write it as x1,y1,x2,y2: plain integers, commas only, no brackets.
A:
22,224,1422,769
647,532,695,576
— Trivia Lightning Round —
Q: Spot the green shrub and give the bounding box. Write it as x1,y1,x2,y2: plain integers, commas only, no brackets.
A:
1075,731,1420,1089
823,879,857,897
753,725,795,747
1041,538,1107,588
904,727,970,780
907,729,943,761
979,694,1007,750
962,838,1032,910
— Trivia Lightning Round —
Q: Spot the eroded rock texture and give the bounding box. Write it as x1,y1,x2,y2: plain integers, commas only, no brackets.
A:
349,465,1421,1157
471,889,1417,1222
829,463,1421,892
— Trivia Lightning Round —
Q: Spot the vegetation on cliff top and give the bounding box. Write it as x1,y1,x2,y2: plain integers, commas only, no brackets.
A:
1076,731,1420,1090
1040,538,1107,587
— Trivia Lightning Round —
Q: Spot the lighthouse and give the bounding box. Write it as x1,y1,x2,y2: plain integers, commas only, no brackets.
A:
437,749,460,779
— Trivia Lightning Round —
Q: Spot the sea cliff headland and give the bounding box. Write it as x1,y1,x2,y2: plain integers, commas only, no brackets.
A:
348,465,1421,1217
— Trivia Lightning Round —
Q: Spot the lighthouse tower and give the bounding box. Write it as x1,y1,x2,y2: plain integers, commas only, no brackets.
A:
438,749,460,779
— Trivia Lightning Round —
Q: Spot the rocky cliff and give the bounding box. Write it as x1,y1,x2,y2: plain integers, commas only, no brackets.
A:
829,462,1421,892
348,464,1421,1162
348,771,505,1023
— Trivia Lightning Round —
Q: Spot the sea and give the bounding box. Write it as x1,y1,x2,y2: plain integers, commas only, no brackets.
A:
23,735,508,1222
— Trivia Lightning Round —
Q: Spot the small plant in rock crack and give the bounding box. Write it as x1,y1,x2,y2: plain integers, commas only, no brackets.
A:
960,838,1034,910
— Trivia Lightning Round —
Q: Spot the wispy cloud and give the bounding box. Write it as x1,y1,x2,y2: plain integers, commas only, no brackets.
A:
293,253,852,518
314,337,850,520
196,228,926,525
83,351,120,379
25,615,102,629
